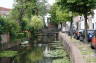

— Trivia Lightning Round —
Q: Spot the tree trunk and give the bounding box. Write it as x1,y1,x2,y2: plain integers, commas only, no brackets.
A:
70,16,73,37
76,22,79,31
60,22,63,31
63,22,66,27
84,13,88,43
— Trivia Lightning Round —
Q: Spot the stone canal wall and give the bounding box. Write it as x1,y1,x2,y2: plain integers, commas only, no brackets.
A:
59,32,86,63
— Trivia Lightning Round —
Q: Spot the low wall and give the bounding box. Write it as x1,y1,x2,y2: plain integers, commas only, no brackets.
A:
0,58,12,63
59,32,86,63
0,41,21,50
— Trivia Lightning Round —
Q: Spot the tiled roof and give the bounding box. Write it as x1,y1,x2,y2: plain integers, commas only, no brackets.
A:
0,7,11,11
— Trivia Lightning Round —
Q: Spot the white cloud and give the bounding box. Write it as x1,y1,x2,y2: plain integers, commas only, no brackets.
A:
0,0,14,8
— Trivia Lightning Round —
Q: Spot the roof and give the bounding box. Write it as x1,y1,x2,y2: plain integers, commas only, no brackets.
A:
0,7,11,11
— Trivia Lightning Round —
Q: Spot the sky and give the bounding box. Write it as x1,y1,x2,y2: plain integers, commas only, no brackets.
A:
0,0,14,8
47,0,55,5
0,0,55,8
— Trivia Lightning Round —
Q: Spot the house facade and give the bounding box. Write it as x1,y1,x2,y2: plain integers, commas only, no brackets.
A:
92,10,96,30
0,7,11,16
73,10,96,31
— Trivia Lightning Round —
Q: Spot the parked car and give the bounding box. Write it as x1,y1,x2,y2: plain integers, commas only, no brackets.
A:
79,30,94,42
79,32,84,41
87,30,94,42
91,30,96,49
87,33,94,42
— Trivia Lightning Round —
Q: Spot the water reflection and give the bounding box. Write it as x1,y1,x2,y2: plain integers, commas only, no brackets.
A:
13,42,70,63
14,44,52,63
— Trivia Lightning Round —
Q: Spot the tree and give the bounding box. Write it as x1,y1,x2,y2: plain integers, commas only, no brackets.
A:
10,0,46,31
29,16,44,30
27,16,44,42
58,0,96,42
10,0,37,31
36,0,47,16
0,16,20,34
0,16,8,34
0,16,20,42
50,3,71,28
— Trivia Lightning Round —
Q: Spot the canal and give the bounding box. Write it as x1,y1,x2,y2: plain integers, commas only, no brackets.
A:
0,32,70,63
13,40,70,63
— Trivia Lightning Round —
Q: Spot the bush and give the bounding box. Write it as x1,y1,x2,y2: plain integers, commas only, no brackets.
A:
0,16,20,34
16,33,25,39
21,18,29,31
0,16,8,34
0,51,18,57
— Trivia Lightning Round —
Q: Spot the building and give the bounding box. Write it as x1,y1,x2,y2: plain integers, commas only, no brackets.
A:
0,7,11,16
73,11,96,31
92,10,96,30
73,16,81,30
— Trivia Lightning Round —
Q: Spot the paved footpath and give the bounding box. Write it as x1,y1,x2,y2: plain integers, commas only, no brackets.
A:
59,32,96,63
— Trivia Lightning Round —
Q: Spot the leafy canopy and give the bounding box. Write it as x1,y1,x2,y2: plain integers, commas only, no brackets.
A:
0,16,20,34
57,0,96,15
50,3,71,24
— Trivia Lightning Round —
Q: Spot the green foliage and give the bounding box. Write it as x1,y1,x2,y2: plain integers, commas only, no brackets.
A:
26,48,43,62
10,0,45,31
29,16,44,30
16,33,25,39
7,20,20,41
0,16,8,34
49,49,67,57
8,0,46,41
56,8,71,22
52,58,70,63
20,18,29,31
57,0,96,42
8,20,20,34
58,0,96,15
50,3,71,24
49,40,70,63
36,0,47,16
0,16,21,41
14,47,43,63
16,32,31,40
11,0,46,21
0,51,18,57
71,0,96,14
0,16,20,35
9,0,37,25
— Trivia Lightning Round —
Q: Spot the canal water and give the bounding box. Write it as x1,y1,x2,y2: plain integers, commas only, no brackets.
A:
13,41,70,63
